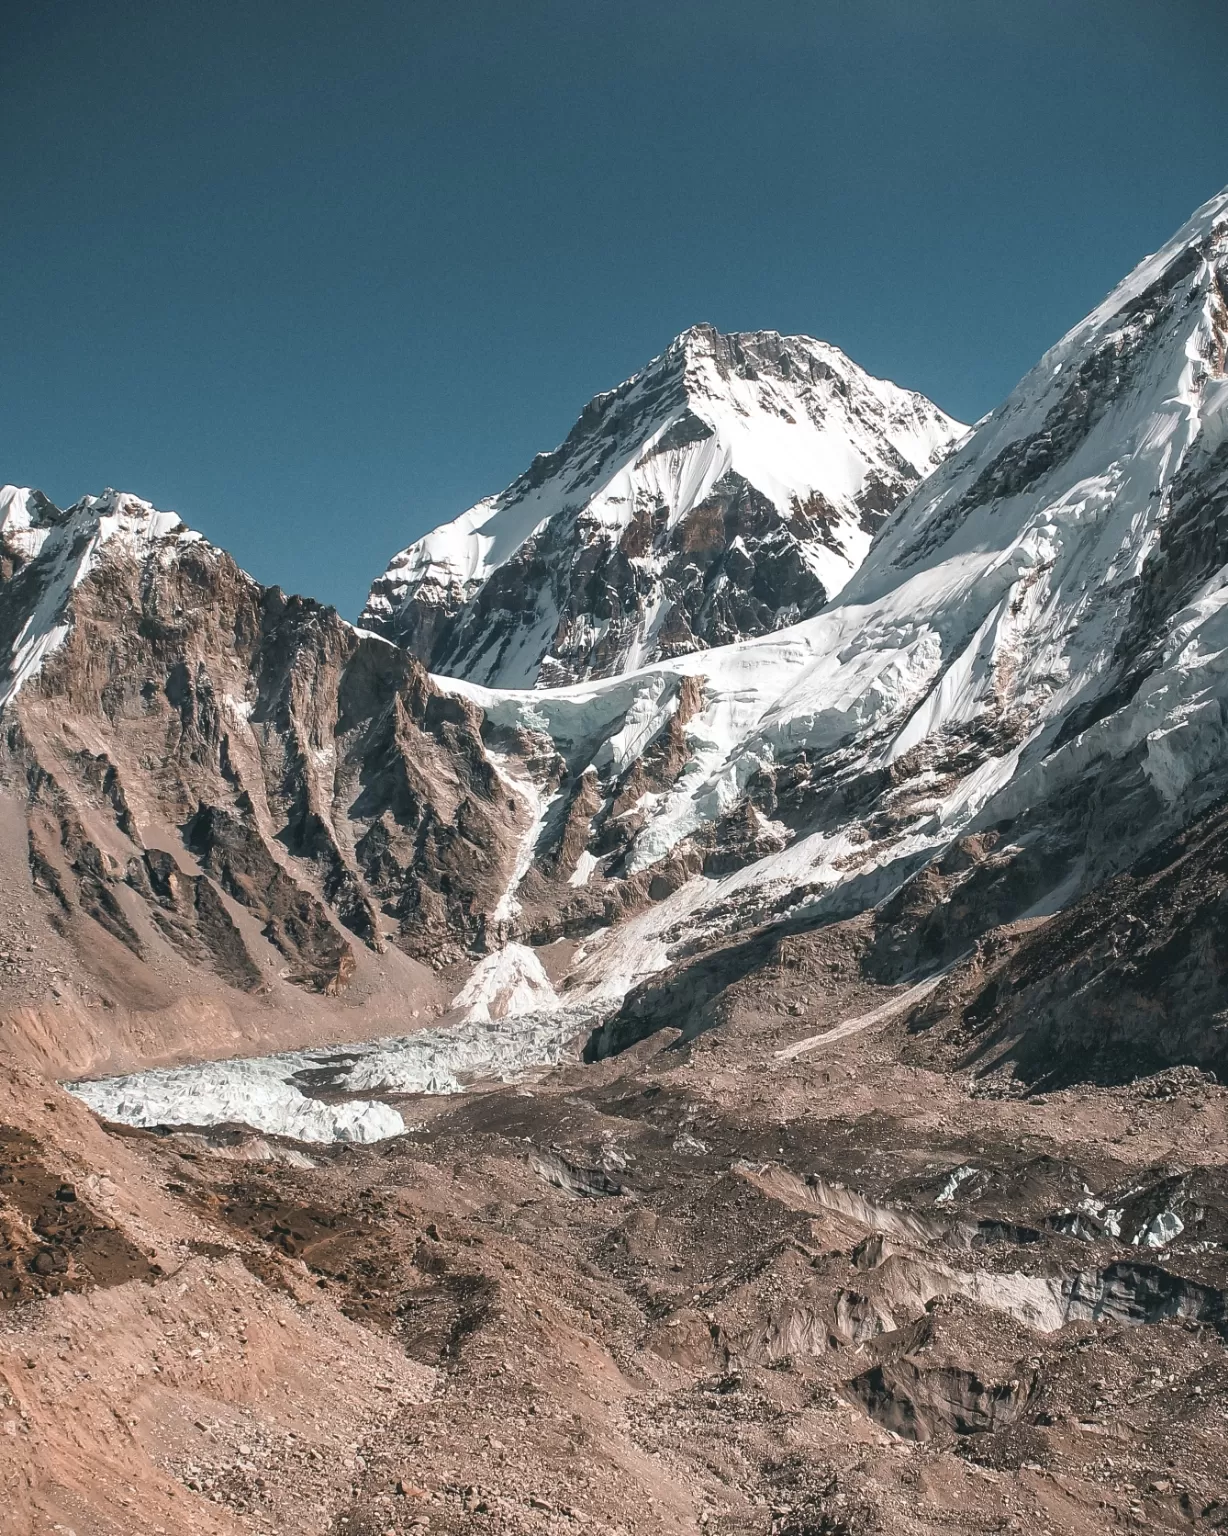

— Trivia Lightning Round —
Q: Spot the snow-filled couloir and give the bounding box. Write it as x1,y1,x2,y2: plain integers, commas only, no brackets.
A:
362,325,964,687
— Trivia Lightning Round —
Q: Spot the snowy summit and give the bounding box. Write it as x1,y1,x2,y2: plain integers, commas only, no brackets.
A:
362,324,964,687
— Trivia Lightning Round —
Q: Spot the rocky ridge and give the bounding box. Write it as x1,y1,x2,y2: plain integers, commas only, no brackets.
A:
0,487,536,1075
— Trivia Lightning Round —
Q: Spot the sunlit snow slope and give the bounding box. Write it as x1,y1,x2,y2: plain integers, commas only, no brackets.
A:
443,185,1228,1003
363,325,963,687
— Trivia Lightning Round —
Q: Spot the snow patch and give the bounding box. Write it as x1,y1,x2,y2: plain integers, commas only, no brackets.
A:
568,849,599,887
487,756,555,922
451,943,558,1022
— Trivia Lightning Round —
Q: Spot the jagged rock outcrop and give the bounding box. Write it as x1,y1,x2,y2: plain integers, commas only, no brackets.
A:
362,325,963,686
0,491,531,1003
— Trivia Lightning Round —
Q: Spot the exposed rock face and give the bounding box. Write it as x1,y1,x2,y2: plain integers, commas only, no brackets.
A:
362,325,963,686
0,491,529,1011
0,487,773,1062
904,793,1228,1087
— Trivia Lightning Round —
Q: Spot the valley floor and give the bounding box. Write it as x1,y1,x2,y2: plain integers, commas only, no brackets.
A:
3,933,1228,1536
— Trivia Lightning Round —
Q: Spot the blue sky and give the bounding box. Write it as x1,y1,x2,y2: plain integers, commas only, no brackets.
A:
4,1,1227,618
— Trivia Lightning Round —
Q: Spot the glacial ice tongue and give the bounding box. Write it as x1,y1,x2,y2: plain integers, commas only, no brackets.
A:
66,1000,596,1144
69,1058,407,1145
452,943,559,1022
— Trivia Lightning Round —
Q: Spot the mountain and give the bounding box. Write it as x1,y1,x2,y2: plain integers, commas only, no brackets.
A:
7,194,1228,1536
573,183,1228,1071
0,486,537,1078
361,324,964,686
6,189,1228,1095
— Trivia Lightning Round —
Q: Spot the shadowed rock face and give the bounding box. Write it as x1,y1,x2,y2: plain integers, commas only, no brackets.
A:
0,497,529,996
589,788,1228,1086
904,794,1228,1088
420,468,846,689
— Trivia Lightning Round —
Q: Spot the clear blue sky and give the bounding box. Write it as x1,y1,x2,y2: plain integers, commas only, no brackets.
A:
4,1,1227,618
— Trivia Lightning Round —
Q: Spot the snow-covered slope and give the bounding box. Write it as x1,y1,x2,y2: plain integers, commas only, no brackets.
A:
433,185,1228,1003
363,325,964,687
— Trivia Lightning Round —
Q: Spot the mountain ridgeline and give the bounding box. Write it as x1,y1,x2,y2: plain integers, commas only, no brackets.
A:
4,189,1228,1093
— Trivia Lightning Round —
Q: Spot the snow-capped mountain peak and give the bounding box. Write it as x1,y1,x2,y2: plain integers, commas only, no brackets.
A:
361,325,965,687
0,486,196,711
414,184,1228,1012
